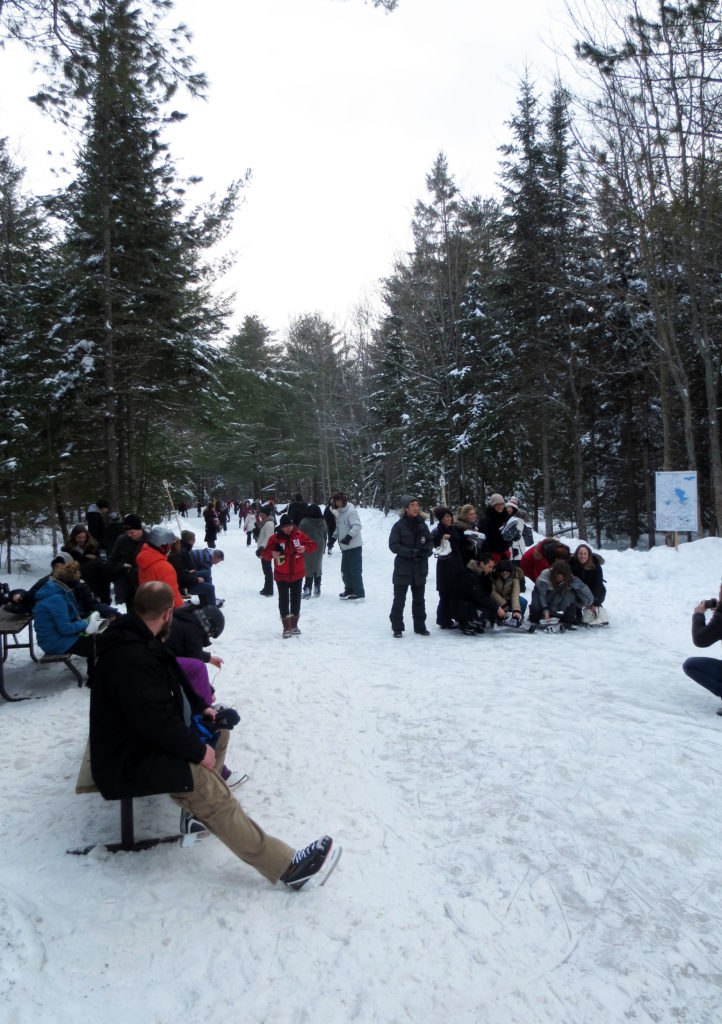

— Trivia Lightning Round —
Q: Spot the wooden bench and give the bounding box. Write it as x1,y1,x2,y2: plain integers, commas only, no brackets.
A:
68,740,181,855
38,652,85,687
0,608,86,700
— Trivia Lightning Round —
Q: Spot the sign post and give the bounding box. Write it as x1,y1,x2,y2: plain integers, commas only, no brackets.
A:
655,471,698,548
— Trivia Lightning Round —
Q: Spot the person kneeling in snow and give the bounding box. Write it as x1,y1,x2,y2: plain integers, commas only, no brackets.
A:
682,584,722,715
90,582,339,889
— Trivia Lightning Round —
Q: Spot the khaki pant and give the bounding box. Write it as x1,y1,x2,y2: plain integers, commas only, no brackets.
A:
169,730,294,883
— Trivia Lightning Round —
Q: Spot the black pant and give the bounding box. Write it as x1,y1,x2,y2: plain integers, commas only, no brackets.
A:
436,591,454,627
390,582,426,632
277,579,302,618
68,634,98,681
260,559,273,595
683,657,722,700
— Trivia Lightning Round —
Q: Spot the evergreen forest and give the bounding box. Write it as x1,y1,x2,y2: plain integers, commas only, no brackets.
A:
2,0,722,557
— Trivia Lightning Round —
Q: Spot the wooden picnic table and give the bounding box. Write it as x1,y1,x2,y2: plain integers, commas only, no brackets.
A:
0,607,38,702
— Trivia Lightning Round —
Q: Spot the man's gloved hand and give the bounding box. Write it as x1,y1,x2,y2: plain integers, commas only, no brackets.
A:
211,706,241,731
341,534,353,546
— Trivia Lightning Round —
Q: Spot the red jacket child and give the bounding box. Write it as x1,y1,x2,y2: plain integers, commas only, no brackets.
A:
262,516,317,583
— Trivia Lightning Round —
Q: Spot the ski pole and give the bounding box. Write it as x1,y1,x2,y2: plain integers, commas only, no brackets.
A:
162,480,183,536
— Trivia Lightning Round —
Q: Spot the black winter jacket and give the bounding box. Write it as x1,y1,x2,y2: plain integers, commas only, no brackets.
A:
431,522,467,593
167,605,212,663
90,611,207,800
389,513,432,586
478,504,511,556
692,609,722,648
107,531,148,604
569,554,607,605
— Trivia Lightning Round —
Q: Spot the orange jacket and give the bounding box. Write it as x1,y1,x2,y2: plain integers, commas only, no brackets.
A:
136,544,184,608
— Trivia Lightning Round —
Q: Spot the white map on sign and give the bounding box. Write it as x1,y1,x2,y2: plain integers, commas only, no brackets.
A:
655,471,698,531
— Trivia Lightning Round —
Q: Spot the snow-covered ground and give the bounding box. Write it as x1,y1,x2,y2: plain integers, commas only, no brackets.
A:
2,509,722,1024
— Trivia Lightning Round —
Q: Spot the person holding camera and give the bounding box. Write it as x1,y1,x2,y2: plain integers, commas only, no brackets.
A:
682,586,722,713
261,514,317,637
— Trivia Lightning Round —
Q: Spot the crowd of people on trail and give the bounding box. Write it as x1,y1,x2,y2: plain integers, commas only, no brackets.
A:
2,490,611,658
1,497,341,890
11,486,722,883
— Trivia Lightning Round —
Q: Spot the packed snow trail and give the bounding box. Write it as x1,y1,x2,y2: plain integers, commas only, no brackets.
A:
2,512,721,1023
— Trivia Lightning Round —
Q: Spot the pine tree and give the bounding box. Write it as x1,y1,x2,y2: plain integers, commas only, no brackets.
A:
0,140,69,563
36,0,239,516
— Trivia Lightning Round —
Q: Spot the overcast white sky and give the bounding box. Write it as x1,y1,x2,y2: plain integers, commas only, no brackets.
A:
0,0,579,338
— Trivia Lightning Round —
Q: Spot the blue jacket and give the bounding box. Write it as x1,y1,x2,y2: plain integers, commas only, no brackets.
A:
33,579,86,654
190,548,215,580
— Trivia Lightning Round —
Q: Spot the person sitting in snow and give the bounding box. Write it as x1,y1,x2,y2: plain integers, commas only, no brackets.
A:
569,543,607,625
491,558,527,624
528,559,593,628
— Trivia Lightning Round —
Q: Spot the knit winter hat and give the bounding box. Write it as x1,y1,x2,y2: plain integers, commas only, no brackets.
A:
489,493,505,507
260,504,273,516
51,551,74,566
122,514,143,530
401,495,418,510
53,560,80,582
279,514,293,527
147,526,176,548
505,496,519,510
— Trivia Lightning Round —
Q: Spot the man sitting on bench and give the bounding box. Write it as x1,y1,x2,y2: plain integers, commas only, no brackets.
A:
89,581,339,890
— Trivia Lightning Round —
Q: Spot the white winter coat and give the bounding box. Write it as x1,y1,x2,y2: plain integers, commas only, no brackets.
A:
255,518,275,551
333,502,363,549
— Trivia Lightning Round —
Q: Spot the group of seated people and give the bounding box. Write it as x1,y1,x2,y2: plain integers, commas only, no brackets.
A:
4,511,227,668
430,494,607,634
11,508,338,886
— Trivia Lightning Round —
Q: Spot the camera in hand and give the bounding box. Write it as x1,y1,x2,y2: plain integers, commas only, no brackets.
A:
203,706,240,731
704,599,718,609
